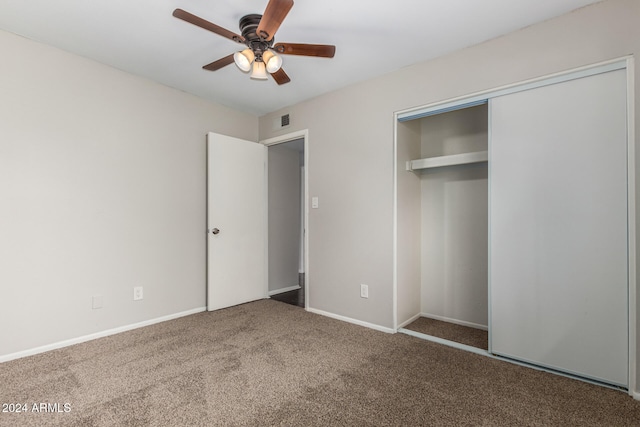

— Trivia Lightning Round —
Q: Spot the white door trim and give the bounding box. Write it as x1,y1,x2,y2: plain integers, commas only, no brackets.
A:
261,130,310,309
626,57,637,397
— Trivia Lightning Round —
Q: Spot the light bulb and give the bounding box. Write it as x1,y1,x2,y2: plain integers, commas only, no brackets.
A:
233,48,255,72
262,51,283,73
250,61,268,80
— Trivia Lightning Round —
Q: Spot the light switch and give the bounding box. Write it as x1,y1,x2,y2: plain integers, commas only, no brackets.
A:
312,196,319,209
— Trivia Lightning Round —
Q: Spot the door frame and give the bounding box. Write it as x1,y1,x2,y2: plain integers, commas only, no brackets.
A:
261,129,310,309
392,56,636,395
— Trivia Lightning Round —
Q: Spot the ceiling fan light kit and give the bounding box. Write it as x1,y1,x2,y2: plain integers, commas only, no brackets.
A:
233,46,282,76
173,0,336,85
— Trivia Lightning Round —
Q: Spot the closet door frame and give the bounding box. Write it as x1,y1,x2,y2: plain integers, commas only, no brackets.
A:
392,56,636,394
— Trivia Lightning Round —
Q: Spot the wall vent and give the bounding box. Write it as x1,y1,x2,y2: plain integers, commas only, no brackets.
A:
272,113,291,130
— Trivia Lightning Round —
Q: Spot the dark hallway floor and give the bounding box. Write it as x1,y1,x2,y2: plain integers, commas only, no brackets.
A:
270,274,305,308
270,288,304,307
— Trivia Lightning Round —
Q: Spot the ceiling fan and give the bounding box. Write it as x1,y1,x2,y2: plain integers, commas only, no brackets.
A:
173,0,336,85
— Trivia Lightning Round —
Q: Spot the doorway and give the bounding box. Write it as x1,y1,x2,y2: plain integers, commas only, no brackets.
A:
263,131,308,308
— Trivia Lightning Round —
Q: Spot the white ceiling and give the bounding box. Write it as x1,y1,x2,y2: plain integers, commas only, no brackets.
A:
0,0,602,116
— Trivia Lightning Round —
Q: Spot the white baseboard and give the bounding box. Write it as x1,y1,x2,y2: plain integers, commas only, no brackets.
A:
0,307,207,363
307,307,395,334
397,313,422,329
633,390,640,401
421,312,488,331
268,285,301,296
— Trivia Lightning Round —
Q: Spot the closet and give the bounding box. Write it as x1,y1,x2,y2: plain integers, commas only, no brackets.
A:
395,59,632,389
397,104,489,349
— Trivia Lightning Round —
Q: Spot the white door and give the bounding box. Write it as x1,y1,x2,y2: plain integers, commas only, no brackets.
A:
207,132,267,311
490,69,628,386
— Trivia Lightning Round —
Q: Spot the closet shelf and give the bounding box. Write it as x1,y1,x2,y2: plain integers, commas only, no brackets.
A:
406,151,488,171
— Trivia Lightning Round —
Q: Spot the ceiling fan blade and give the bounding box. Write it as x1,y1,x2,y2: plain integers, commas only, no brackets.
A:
270,68,291,85
256,0,294,41
203,54,235,71
173,9,245,44
274,43,336,58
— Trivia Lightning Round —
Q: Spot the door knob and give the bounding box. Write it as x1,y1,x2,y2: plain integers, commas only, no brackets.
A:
211,228,220,235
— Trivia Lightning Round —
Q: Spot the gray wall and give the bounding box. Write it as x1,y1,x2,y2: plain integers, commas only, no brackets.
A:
268,142,302,292
0,30,258,358
258,0,640,390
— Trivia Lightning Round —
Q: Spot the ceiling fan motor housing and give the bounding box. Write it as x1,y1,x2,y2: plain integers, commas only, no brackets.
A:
239,14,273,61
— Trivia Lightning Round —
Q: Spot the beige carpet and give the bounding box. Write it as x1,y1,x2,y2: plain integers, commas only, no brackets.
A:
1,299,639,426
404,317,489,350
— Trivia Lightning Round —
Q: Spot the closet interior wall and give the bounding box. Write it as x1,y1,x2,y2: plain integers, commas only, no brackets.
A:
397,105,488,330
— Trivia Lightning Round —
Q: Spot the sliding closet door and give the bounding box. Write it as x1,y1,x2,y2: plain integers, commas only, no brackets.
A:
490,69,628,386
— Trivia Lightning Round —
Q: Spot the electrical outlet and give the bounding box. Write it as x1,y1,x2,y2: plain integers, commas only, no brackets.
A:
133,286,143,301
360,284,369,299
